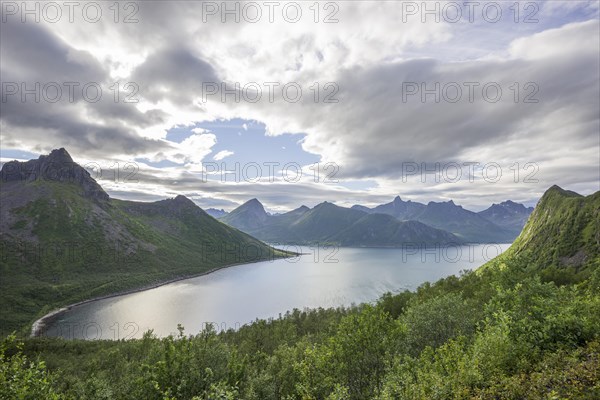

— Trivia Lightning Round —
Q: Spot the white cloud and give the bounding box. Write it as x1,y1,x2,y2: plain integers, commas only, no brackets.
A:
213,150,235,161
1,1,598,210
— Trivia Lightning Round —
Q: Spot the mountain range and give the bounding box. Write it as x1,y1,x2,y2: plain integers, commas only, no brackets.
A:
205,208,229,218
221,199,463,246
0,148,543,334
220,195,534,244
477,200,535,236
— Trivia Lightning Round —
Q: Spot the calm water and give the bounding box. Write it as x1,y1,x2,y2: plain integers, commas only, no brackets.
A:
43,244,510,340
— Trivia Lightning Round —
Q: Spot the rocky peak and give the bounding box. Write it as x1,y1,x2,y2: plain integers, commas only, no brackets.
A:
172,195,197,208
0,148,109,202
45,148,74,163
246,198,263,207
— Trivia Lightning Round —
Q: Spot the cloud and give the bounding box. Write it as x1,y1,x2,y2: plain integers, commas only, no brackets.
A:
1,2,598,211
213,150,235,161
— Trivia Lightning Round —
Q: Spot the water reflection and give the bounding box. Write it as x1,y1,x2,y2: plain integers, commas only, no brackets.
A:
43,244,510,340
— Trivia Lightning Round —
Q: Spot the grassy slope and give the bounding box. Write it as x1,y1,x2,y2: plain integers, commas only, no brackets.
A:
482,186,600,281
0,181,288,336
4,187,599,399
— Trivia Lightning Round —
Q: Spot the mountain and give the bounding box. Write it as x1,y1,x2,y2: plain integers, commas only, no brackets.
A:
478,200,534,236
245,205,311,243
220,198,269,232
221,200,464,246
330,213,461,247
0,148,109,202
412,200,514,243
288,202,369,242
497,185,600,273
352,196,518,242
352,196,426,220
350,204,372,213
0,149,288,335
205,208,228,218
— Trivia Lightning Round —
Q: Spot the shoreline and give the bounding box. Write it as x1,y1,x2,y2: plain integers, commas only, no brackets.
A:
29,243,509,338
30,254,296,338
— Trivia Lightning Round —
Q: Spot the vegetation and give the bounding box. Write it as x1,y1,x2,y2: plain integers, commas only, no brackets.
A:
2,254,598,399
1,174,290,336
481,185,600,283
1,153,599,399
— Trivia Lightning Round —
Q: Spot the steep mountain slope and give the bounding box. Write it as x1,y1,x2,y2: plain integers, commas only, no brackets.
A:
478,200,534,236
249,206,310,243
496,185,600,272
288,202,368,242
350,204,372,213
220,198,269,232
0,149,287,335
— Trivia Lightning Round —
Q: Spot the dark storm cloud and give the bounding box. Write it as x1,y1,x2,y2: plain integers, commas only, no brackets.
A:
0,18,172,157
1,2,597,210
294,45,599,179
131,46,221,105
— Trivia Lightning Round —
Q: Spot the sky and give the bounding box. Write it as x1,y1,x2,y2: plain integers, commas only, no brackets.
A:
1,0,599,213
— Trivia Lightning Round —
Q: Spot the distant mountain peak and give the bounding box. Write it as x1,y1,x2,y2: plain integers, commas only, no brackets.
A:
478,199,534,237
315,201,334,208
205,208,228,218
243,198,266,211
427,200,456,207
220,197,269,230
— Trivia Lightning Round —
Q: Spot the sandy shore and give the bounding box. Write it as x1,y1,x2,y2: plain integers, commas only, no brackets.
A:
30,254,298,338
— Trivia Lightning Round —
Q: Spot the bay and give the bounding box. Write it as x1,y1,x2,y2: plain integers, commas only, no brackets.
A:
43,244,509,340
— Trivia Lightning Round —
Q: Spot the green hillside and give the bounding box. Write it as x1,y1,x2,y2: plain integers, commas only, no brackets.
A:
0,150,290,336
2,185,599,399
483,185,600,282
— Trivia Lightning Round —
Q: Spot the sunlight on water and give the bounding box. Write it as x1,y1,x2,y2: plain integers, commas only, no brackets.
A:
43,244,510,340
